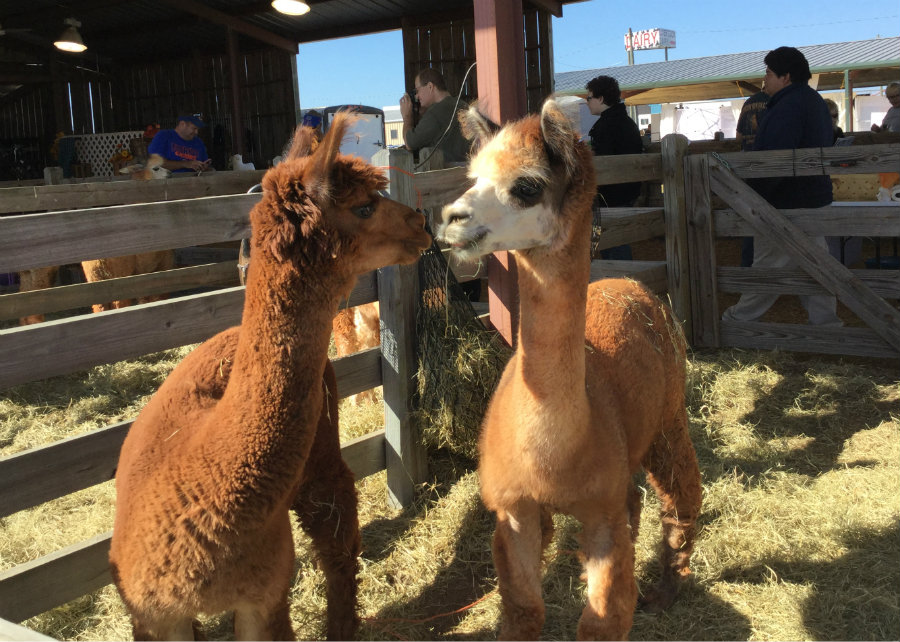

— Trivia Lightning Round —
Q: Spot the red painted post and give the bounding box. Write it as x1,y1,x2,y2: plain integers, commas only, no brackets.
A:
473,0,527,346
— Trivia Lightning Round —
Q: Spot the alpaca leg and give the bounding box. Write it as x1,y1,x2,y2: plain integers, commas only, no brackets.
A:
627,481,642,544
492,499,546,640
234,601,294,642
293,464,360,641
130,614,194,641
292,362,360,640
539,504,555,554
233,518,297,641
639,409,702,613
572,506,636,641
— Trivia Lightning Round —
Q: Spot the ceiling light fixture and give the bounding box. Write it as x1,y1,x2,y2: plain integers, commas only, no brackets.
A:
54,18,87,53
271,0,311,16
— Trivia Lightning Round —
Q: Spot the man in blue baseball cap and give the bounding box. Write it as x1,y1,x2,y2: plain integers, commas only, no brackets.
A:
147,113,212,173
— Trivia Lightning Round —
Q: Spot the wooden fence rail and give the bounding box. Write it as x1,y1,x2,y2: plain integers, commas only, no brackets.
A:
0,170,266,215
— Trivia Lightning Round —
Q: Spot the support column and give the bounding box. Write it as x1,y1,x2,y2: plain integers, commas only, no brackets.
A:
474,0,527,346
226,28,245,160
843,69,853,133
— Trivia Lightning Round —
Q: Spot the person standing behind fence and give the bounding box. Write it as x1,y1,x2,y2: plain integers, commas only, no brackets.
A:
585,75,643,260
734,89,770,266
735,89,769,151
148,114,212,173
823,99,845,143
399,68,469,164
871,82,900,132
722,46,842,327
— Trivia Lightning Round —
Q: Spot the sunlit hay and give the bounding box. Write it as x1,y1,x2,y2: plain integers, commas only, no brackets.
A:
0,344,195,455
0,482,117,572
6,347,900,641
338,388,385,441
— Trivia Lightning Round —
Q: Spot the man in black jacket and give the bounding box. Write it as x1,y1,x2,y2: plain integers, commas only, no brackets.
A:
722,46,841,326
586,75,643,260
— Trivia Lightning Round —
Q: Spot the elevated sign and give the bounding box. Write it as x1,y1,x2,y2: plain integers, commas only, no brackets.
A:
625,28,676,51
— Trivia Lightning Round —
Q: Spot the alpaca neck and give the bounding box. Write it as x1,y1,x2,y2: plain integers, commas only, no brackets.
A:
515,235,589,402
218,250,351,490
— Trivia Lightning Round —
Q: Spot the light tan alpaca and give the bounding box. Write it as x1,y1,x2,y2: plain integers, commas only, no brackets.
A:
109,116,431,640
83,153,175,312
332,302,380,404
117,153,172,180
437,100,702,640
17,266,59,325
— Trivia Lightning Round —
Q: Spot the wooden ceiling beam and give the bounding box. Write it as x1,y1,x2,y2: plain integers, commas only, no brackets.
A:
736,80,762,95
226,0,330,18
525,0,562,18
295,18,402,43
155,0,298,54
1,0,129,31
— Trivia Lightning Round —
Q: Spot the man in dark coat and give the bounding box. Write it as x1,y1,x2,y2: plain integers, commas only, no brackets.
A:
723,46,841,326
585,75,643,260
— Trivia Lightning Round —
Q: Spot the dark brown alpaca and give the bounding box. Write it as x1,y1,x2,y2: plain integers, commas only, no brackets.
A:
438,100,702,640
109,115,431,640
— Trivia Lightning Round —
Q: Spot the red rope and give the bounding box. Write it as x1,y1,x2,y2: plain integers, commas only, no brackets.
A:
361,587,497,640
359,549,580,639
383,165,423,211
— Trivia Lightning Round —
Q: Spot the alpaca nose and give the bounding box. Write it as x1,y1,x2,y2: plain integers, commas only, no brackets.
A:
442,204,471,226
408,207,426,230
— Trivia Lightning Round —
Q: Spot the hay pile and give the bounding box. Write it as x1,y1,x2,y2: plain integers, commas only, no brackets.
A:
2,338,898,640
413,241,511,459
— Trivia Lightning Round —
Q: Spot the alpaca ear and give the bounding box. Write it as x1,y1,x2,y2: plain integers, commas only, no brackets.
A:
459,103,500,150
285,125,319,160
540,99,578,178
304,110,356,202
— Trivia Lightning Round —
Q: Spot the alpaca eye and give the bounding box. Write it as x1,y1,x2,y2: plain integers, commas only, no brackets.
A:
511,179,543,203
352,202,375,219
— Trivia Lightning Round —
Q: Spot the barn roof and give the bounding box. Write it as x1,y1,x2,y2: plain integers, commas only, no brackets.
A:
555,37,900,105
1,0,474,64
0,0,583,101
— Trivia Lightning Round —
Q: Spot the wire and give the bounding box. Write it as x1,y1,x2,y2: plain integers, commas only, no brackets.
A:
383,165,423,210
414,61,478,171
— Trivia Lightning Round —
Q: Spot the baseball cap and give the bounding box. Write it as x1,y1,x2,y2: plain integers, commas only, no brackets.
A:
302,112,322,128
178,114,206,128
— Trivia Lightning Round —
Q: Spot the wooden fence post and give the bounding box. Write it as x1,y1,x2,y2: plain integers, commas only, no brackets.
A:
43,167,63,185
415,147,445,172
373,147,427,508
684,153,720,348
660,134,691,342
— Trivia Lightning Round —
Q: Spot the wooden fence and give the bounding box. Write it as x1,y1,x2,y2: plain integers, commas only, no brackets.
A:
1,136,897,637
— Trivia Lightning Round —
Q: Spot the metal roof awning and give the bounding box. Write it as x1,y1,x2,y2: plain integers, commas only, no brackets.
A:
555,37,900,105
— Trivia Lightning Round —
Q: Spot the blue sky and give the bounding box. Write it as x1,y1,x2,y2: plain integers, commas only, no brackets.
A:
296,0,899,110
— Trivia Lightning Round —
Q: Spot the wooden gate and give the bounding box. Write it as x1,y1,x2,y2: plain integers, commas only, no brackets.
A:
684,143,900,358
